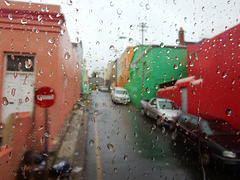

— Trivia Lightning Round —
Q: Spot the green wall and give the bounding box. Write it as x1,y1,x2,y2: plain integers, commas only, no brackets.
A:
125,45,187,108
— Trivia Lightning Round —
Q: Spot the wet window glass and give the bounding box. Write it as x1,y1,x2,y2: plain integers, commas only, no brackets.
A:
0,0,239,179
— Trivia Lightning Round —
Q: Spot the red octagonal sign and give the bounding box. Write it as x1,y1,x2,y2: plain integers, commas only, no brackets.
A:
35,86,56,108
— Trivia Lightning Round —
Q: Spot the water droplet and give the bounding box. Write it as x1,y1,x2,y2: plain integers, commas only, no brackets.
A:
94,110,98,115
48,37,55,44
64,52,70,60
123,155,128,161
38,125,44,131
25,59,33,69
130,25,134,30
117,9,122,15
4,0,10,6
25,97,29,102
179,73,182,77
44,131,50,137
0,123,5,129
189,61,194,67
109,45,115,50
217,69,221,74
2,97,8,106
222,72,227,78
154,84,158,89
38,15,42,21
114,168,117,172
174,64,178,69
129,38,133,44
134,132,138,137
89,139,94,146
176,39,180,44
11,88,16,96
107,143,114,151
96,41,100,45
8,13,13,20
145,4,150,10
192,90,196,95
160,42,164,48
226,109,231,116
67,0,73,6
21,18,28,24
110,1,114,6
146,87,150,94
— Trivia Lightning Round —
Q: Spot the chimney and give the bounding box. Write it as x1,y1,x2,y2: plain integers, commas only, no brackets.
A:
178,27,185,45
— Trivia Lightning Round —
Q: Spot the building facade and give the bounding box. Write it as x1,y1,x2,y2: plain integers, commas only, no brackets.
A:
158,24,240,129
125,45,187,108
0,2,81,179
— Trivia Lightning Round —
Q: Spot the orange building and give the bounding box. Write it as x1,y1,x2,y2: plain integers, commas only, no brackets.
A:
117,46,134,87
0,1,81,179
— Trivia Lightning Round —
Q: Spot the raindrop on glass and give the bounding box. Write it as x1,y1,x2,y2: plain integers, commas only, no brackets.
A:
89,139,94,146
123,155,128,161
25,59,33,69
67,0,73,6
109,45,115,50
174,64,178,69
4,0,10,6
0,123,5,129
64,52,70,60
11,88,16,96
146,87,150,94
8,13,13,20
226,109,231,116
129,38,133,44
107,143,114,151
117,9,122,15
222,72,227,78
2,97,8,106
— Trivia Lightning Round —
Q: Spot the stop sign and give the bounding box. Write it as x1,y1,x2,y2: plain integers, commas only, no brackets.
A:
35,86,56,108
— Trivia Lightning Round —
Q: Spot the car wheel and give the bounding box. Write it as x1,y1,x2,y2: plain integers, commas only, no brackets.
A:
140,108,145,116
199,151,211,166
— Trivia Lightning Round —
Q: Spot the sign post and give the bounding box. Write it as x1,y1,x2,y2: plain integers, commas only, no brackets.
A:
35,86,56,153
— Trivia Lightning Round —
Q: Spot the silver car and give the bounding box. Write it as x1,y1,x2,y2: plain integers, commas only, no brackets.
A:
111,87,130,104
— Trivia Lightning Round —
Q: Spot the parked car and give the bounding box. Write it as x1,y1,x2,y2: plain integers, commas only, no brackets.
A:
99,86,109,92
171,113,240,167
140,97,182,125
111,87,130,104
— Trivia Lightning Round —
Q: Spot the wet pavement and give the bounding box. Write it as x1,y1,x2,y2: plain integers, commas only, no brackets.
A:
83,91,240,180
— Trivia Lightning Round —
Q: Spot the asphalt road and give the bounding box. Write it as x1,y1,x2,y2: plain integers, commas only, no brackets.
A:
83,91,240,180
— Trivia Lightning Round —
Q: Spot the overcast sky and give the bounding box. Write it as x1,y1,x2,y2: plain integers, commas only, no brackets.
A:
12,0,240,74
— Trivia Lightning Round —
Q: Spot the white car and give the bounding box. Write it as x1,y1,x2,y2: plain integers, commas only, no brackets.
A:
140,97,182,125
111,87,130,104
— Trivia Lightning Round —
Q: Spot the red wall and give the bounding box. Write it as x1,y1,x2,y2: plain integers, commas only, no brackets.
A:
158,24,240,129
0,2,81,179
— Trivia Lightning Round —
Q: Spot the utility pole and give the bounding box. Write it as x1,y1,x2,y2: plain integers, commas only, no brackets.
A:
138,22,148,99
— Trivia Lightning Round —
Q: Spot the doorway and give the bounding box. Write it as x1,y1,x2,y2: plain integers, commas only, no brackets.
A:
1,53,35,124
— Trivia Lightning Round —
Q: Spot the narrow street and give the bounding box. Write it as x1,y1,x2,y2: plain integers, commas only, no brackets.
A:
82,91,240,180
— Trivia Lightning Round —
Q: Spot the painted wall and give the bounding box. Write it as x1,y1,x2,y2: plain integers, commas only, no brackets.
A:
125,45,187,108
117,46,134,87
0,1,81,179
158,24,240,129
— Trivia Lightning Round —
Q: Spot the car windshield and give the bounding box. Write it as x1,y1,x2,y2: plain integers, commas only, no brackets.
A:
201,120,236,136
158,101,179,110
116,90,128,95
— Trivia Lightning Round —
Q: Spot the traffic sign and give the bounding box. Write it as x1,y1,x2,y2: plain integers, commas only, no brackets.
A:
35,86,56,108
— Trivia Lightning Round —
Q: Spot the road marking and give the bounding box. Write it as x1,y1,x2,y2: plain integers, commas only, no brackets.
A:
94,117,102,180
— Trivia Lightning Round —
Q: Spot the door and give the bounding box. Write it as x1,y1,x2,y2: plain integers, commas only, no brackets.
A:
181,87,188,113
1,54,35,124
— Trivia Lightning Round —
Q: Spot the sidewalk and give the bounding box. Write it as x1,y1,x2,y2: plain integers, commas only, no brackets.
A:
49,102,88,179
